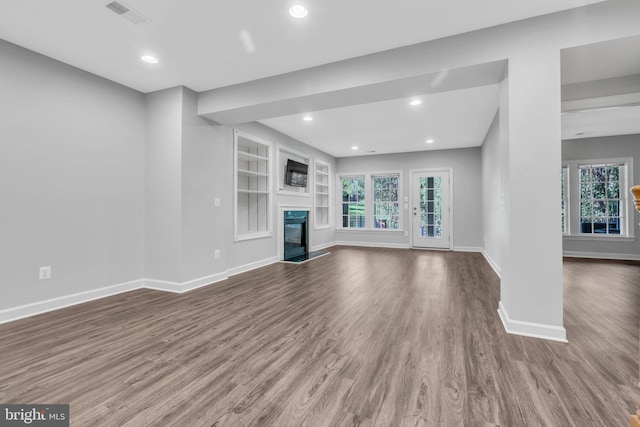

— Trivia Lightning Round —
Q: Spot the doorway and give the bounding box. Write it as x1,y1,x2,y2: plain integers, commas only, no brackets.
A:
411,169,452,249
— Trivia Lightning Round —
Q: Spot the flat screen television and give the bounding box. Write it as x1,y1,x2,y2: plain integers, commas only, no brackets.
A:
285,159,308,187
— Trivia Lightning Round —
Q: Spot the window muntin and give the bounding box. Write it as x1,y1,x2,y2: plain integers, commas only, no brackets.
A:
373,175,400,229
341,176,365,228
419,175,442,238
578,163,625,235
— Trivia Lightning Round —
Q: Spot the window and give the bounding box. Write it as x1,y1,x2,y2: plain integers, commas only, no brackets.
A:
561,166,568,234
338,171,403,231
578,163,624,235
341,176,365,228
563,158,633,238
373,174,400,229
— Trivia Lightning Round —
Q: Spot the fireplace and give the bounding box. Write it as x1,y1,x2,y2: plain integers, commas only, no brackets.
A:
283,210,308,261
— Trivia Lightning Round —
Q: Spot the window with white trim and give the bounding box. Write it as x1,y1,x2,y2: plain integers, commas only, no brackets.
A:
338,171,402,231
372,174,400,229
341,176,365,228
578,162,625,235
563,158,633,238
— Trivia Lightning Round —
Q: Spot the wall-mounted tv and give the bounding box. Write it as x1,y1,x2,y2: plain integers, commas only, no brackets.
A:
285,159,308,187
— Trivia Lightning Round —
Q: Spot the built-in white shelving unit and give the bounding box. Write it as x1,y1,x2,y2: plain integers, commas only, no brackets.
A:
315,160,331,228
234,130,272,241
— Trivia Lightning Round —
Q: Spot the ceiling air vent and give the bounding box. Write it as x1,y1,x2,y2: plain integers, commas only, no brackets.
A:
105,1,149,25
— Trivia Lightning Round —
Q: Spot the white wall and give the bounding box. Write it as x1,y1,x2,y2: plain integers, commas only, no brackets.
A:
499,52,564,340
562,134,640,259
180,88,228,281
336,148,483,249
145,86,239,285
0,39,146,310
145,87,183,283
481,113,502,272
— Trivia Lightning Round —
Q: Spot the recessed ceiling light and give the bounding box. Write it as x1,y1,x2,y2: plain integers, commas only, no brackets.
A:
289,5,308,18
426,139,435,144
303,116,313,121
410,100,422,106
351,146,359,150
141,55,158,64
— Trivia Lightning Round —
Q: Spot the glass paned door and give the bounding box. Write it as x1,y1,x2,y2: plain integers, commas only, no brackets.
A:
411,170,450,249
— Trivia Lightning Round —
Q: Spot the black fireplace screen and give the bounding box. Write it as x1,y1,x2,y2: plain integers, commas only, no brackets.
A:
284,211,308,261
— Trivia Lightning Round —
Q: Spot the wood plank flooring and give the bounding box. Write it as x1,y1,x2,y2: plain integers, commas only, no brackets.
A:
0,247,638,426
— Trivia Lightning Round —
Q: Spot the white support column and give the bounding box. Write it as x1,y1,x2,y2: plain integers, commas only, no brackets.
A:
498,50,567,342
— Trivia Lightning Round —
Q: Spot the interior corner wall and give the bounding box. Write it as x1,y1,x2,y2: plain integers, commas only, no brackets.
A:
180,88,228,281
480,112,502,272
335,148,483,249
145,87,184,283
0,39,146,310
562,133,640,259
481,78,510,277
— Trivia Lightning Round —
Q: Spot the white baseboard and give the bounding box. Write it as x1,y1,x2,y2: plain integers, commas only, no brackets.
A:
497,301,567,343
563,251,640,261
0,279,145,325
453,246,483,252
0,260,276,325
481,250,502,278
334,241,410,249
179,272,229,292
311,242,335,252
145,271,229,293
143,278,182,293
227,256,278,277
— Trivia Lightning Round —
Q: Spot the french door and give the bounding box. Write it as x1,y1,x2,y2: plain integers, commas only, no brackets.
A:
411,170,451,249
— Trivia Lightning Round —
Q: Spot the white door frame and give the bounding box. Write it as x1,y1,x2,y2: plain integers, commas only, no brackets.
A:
409,168,453,250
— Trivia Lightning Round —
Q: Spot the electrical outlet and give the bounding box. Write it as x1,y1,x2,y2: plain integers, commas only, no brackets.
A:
404,231,409,236
39,266,51,280
214,249,221,259
214,197,221,207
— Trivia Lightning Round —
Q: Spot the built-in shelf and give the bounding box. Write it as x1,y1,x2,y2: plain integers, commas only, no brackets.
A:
238,169,269,177
238,151,269,162
314,160,331,229
237,189,269,194
234,130,272,241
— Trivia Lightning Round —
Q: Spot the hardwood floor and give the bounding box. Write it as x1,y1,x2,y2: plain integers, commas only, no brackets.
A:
0,247,638,426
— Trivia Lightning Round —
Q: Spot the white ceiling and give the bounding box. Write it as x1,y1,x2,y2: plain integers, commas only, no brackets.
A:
261,85,501,158
561,35,640,140
0,0,604,93
561,35,640,84
3,0,636,156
